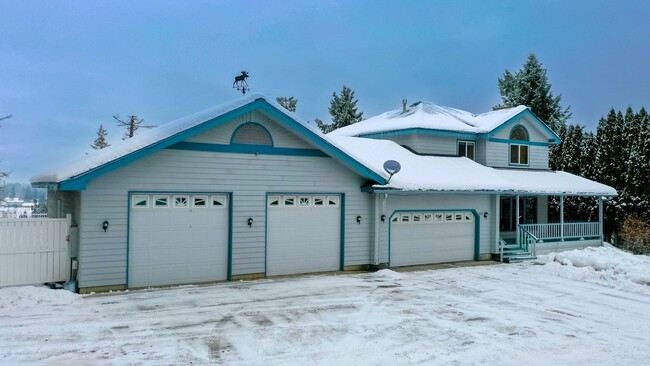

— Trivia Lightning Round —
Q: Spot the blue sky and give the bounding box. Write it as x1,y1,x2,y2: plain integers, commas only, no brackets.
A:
1,0,649,183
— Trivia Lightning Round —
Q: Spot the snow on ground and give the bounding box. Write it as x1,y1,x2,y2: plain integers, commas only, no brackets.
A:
1,246,650,365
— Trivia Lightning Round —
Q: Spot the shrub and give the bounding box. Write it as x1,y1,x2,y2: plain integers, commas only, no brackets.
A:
619,216,650,255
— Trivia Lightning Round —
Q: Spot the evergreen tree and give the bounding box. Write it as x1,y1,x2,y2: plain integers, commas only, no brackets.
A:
497,53,571,133
114,114,155,140
560,124,584,175
90,124,110,150
580,131,598,180
276,96,298,112
316,86,364,133
624,108,650,220
549,123,566,171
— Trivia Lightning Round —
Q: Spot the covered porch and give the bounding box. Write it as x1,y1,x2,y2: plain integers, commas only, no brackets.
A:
497,194,608,262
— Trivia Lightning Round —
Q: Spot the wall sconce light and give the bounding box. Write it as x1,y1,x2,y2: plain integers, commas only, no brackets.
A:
356,215,362,224
247,217,253,227
102,220,109,232
483,212,488,219
381,214,386,223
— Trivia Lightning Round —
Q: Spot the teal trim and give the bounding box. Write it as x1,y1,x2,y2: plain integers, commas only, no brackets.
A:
387,209,481,267
488,137,549,147
488,109,561,144
229,122,274,146
126,190,233,288
56,98,385,190
167,141,329,157
265,192,346,275
359,128,478,140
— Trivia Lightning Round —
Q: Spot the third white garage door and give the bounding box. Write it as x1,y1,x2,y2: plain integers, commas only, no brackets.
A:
266,194,341,276
390,211,476,266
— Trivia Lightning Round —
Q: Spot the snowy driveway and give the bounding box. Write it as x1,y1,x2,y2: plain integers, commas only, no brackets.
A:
1,247,650,365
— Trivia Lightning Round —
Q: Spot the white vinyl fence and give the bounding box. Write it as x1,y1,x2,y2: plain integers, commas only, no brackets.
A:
0,215,71,287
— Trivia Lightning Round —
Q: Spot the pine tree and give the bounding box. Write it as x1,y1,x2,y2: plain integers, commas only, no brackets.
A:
90,124,110,150
114,114,155,140
549,123,566,171
625,108,650,220
497,54,571,133
316,86,364,133
560,124,584,175
580,131,597,180
276,96,298,112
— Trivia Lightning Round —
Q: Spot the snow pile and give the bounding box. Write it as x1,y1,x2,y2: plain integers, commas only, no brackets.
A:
535,246,650,291
0,286,81,308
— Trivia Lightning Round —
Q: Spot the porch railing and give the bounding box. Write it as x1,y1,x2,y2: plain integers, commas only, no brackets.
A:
519,222,601,242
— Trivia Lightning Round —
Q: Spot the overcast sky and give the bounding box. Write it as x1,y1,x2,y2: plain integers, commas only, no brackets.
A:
1,0,649,183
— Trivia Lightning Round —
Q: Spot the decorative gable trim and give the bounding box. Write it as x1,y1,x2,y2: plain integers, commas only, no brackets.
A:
57,98,386,190
487,109,561,144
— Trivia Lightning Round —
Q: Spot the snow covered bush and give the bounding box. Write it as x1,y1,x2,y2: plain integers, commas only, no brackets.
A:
619,216,650,255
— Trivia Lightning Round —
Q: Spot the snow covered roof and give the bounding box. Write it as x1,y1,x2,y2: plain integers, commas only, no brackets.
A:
328,136,617,196
31,93,383,187
329,102,532,137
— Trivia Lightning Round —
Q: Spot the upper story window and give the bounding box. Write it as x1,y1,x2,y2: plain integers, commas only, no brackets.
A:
509,125,529,165
458,141,475,160
231,122,273,146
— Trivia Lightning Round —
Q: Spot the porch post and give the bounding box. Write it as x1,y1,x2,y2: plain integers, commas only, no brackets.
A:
598,197,604,245
373,193,380,265
560,196,564,241
495,194,500,251
515,195,520,245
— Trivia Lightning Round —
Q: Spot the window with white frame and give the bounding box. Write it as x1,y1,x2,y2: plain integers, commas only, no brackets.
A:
267,196,280,207
509,125,529,165
458,141,475,160
283,196,296,207
193,196,207,207
298,196,311,207
132,195,149,208
327,196,339,207
174,195,189,208
211,195,227,208
153,195,169,208
313,196,325,206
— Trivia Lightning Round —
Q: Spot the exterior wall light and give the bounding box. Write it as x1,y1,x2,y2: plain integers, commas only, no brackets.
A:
381,214,386,223
483,212,489,219
247,217,253,227
356,215,362,224
102,220,109,232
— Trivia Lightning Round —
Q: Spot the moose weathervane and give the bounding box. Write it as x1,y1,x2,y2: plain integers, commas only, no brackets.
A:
233,71,250,95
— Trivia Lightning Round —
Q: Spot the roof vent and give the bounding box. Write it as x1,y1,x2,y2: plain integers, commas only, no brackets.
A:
402,99,407,113
492,105,512,111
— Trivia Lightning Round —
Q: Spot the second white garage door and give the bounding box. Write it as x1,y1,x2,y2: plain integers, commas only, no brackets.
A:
128,193,229,288
266,194,341,276
390,211,475,266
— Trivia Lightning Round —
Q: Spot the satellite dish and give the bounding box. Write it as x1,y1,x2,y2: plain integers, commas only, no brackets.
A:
383,160,401,184
383,160,401,175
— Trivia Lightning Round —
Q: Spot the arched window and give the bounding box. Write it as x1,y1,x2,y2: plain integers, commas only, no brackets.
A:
230,122,273,146
509,125,529,165
509,125,529,141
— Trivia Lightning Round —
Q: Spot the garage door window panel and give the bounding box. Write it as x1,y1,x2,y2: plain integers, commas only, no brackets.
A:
132,195,149,208
153,195,169,208
211,195,227,208
193,196,208,208
174,196,189,208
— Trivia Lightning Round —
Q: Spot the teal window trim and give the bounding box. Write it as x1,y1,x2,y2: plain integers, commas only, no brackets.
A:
387,209,481,266
488,137,549,147
264,192,346,277
509,143,530,166
509,124,530,141
167,141,328,157
230,122,274,146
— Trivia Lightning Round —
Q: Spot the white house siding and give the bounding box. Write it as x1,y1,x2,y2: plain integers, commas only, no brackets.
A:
475,140,487,165
485,142,549,170
377,194,495,264
186,110,313,149
375,134,459,156
75,152,374,289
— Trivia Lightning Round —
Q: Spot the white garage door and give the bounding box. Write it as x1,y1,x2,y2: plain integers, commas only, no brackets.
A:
128,194,229,288
266,194,341,276
390,211,475,266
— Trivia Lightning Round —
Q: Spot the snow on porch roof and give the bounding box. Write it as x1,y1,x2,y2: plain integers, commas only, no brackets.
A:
329,101,530,137
328,135,617,196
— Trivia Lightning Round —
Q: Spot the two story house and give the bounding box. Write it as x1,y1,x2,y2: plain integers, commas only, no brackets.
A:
32,94,616,293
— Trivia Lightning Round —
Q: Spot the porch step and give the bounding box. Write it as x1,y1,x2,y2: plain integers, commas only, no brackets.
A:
502,250,536,263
